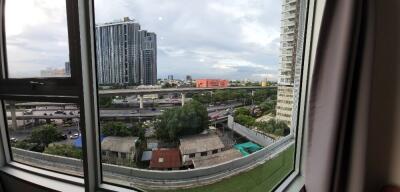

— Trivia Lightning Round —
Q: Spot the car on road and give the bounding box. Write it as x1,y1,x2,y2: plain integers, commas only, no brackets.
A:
44,113,47,116
69,111,74,115
70,133,79,139
151,108,156,111
23,109,33,115
160,109,165,112
54,110,64,114
10,138,17,143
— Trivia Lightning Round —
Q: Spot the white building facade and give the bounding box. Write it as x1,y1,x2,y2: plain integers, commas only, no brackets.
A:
276,0,300,126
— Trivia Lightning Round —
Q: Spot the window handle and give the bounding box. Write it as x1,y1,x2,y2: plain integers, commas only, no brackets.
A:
29,81,45,90
29,81,45,86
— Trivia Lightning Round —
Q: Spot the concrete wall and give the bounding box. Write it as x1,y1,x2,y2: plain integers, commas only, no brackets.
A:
102,135,293,181
12,136,293,182
227,115,274,147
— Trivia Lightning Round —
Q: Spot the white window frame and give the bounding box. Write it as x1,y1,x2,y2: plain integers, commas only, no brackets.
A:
0,0,327,191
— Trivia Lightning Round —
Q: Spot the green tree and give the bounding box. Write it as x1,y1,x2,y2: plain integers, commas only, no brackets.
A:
12,140,36,150
99,96,113,108
30,124,62,147
235,114,256,127
44,144,82,159
102,122,132,137
255,119,290,136
253,88,277,104
192,92,212,104
259,100,277,115
234,107,251,117
155,100,208,141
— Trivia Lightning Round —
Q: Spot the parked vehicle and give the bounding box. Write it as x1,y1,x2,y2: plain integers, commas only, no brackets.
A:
70,133,79,139
23,109,33,115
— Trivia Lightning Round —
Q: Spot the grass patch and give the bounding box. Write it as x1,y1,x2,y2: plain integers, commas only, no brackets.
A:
152,144,295,192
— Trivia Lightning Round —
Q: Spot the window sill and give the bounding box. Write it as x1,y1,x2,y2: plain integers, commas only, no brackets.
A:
0,162,85,192
276,171,305,192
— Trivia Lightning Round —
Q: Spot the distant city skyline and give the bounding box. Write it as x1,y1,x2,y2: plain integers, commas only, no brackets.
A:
5,0,281,81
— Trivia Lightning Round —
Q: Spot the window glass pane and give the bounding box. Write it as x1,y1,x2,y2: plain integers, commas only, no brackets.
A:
94,0,303,190
5,101,83,177
5,0,70,78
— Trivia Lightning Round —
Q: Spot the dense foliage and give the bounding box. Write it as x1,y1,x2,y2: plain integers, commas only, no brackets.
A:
259,100,277,115
255,119,290,136
191,88,277,106
235,114,256,127
99,96,113,108
101,121,133,137
155,100,208,141
233,107,289,137
30,124,63,147
44,144,82,159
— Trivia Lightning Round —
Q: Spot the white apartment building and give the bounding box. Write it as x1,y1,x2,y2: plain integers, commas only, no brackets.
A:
276,0,299,127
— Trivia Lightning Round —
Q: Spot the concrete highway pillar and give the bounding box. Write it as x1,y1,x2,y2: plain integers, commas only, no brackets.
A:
34,119,39,126
210,91,213,104
10,102,17,130
138,95,144,109
251,90,255,105
181,93,186,106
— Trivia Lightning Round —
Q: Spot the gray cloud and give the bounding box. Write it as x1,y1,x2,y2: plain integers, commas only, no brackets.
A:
7,0,281,80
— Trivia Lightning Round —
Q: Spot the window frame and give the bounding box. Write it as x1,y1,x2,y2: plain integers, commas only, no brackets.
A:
0,0,83,97
0,0,92,191
0,0,326,191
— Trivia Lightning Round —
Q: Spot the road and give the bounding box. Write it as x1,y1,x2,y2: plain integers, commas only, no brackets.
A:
99,86,275,96
6,103,242,120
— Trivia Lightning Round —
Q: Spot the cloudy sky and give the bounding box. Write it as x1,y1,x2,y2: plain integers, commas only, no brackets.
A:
6,0,281,81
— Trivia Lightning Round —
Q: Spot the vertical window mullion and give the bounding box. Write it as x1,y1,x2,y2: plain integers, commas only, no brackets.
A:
0,0,10,166
0,100,11,165
77,0,101,192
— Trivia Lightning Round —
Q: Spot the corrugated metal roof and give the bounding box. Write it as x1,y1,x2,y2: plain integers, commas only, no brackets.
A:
149,148,181,169
101,136,138,153
141,151,153,161
179,133,225,154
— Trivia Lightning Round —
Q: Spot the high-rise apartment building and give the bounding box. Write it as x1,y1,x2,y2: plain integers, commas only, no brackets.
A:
186,75,192,82
276,0,300,127
65,62,71,76
96,17,157,85
140,31,157,85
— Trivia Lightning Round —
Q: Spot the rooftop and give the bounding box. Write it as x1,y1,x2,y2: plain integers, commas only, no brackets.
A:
101,136,138,153
179,133,225,155
141,151,153,161
192,149,243,168
149,148,182,169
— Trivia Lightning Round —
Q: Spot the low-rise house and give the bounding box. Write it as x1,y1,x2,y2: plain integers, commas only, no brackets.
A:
101,136,138,166
146,138,159,150
179,133,225,165
141,150,153,162
149,148,182,170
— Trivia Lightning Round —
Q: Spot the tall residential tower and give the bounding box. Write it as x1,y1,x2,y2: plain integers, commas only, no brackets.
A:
95,17,157,86
276,0,300,127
